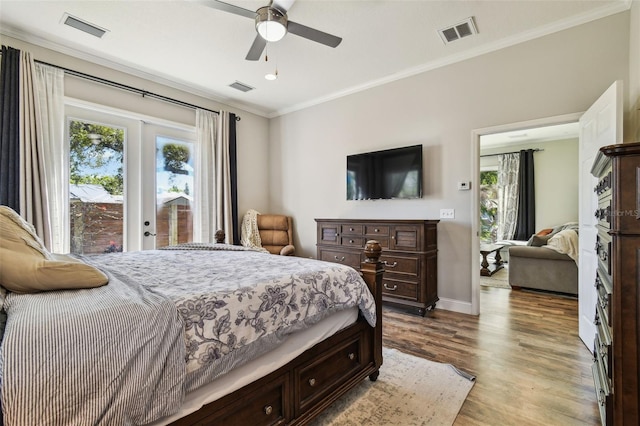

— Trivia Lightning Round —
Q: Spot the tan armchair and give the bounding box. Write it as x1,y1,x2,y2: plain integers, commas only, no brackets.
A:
256,214,295,256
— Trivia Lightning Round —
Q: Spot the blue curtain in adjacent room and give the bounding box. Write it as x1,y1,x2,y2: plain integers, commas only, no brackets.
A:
229,113,239,244
0,45,21,211
513,149,535,240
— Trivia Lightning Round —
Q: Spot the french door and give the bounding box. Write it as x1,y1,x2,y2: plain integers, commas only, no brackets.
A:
66,104,196,253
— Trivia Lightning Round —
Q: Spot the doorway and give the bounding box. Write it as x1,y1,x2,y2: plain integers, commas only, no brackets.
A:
469,112,582,315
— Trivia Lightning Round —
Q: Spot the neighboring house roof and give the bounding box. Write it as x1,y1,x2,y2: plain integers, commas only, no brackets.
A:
158,192,192,206
69,184,123,203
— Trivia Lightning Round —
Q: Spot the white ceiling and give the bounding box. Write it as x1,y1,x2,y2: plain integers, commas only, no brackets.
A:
480,122,580,150
0,0,631,118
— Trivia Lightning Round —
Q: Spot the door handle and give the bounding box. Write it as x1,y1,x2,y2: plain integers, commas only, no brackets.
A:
144,231,156,237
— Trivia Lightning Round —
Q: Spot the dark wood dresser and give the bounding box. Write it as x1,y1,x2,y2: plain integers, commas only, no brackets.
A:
590,142,640,425
315,219,438,316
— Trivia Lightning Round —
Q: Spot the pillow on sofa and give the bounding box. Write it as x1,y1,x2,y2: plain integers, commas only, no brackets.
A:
535,228,554,236
527,234,551,247
0,206,108,293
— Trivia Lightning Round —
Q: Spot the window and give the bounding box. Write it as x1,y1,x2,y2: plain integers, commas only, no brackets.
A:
480,170,498,243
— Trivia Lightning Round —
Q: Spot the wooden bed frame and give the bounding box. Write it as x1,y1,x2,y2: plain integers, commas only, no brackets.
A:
171,240,384,426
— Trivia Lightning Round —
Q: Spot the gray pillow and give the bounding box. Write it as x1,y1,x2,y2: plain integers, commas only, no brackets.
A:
527,234,551,247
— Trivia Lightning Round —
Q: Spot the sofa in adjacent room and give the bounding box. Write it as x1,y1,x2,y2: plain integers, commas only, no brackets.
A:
507,223,579,295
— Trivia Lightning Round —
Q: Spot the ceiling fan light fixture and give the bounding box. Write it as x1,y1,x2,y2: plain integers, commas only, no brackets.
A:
256,6,287,42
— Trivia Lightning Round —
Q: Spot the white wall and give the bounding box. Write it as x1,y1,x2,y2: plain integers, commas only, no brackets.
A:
269,12,630,310
628,0,640,141
0,35,272,226
480,139,579,232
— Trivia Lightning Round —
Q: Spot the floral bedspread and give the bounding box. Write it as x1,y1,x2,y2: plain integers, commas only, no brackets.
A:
87,246,376,392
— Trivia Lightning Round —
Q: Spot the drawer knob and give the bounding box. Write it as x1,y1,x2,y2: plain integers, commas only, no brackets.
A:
374,228,379,232
383,261,398,268
349,239,354,244
334,256,345,262
348,352,355,360
264,405,273,415
308,378,316,387
349,227,354,231
383,283,398,291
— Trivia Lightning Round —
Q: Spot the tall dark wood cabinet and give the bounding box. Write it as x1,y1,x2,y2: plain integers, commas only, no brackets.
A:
315,219,438,316
590,142,640,426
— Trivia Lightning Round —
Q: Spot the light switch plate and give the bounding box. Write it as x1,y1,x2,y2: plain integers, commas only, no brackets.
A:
440,208,455,219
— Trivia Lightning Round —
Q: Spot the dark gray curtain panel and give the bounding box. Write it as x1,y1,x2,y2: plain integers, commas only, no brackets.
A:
0,45,21,211
514,149,535,240
229,113,239,245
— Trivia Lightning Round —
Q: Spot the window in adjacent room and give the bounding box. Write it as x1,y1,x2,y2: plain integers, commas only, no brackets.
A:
480,169,498,243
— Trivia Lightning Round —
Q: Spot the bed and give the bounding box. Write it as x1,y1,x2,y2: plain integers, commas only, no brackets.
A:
0,206,383,426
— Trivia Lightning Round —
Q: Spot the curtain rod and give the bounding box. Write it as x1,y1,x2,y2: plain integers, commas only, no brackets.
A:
33,58,241,121
480,148,543,158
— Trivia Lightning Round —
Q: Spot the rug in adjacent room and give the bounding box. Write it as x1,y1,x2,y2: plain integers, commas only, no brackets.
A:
309,347,475,426
480,265,511,289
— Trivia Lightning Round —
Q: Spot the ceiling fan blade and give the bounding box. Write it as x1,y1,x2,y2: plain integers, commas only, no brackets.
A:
245,35,267,61
193,0,256,19
287,21,342,48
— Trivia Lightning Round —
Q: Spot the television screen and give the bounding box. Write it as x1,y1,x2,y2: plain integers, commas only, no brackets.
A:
347,145,423,200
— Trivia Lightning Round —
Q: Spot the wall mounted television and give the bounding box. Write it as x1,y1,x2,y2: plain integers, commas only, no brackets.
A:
347,144,423,200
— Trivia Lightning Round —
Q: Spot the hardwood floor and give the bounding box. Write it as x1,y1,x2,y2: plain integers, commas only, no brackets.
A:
382,286,599,425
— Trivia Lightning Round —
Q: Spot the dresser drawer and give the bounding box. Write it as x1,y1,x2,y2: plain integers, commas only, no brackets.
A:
295,336,362,413
595,325,612,380
592,361,612,426
381,277,418,301
204,373,288,426
380,253,419,278
596,231,612,277
364,225,389,237
340,224,363,235
595,269,612,326
340,236,365,248
319,249,361,269
595,195,612,229
594,169,612,199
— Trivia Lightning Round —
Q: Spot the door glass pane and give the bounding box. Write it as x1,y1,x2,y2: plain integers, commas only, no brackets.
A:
155,136,194,247
68,120,125,254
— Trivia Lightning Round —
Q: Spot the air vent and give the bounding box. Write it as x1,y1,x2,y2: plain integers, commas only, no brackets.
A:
438,17,477,44
229,81,255,93
62,13,108,38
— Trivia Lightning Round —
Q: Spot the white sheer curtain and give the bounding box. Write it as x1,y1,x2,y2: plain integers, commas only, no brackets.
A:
34,63,66,253
19,50,49,244
194,109,234,243
496,153,519,241
194,109,217,242
18,51,66,252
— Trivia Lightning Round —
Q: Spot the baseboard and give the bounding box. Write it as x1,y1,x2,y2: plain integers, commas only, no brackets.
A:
435,297,474,315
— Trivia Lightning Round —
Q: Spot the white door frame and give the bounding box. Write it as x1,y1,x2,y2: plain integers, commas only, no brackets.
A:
469,112,583,315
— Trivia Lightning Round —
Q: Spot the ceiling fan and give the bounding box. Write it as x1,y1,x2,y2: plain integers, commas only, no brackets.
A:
197,0,342,60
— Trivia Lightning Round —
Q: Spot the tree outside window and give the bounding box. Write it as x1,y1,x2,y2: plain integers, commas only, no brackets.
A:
480,170,498,243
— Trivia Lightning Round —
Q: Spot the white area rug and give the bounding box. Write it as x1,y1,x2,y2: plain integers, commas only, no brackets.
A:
309,347,475,426
480,265,511,289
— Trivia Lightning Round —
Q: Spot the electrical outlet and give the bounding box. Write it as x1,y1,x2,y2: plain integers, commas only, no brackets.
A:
439,208,455,219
